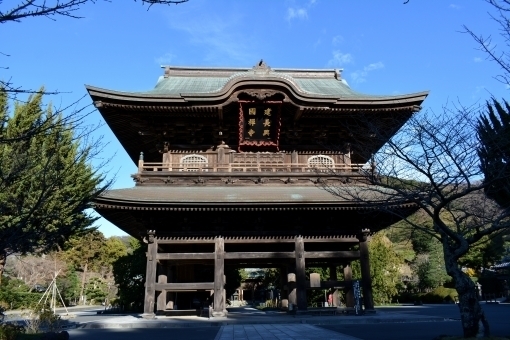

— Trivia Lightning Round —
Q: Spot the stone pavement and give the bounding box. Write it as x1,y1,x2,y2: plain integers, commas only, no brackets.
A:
214,324,362,340
70,306,447,339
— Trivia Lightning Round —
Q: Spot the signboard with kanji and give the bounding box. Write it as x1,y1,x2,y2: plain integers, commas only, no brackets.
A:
238,102,281,151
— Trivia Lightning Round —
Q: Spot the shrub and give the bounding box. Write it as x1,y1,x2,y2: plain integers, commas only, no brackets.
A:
421,287,458,303
0,323,25,340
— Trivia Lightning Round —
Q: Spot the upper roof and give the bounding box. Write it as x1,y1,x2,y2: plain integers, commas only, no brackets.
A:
85,61,428,164
86,60,428,105
148,63,359,97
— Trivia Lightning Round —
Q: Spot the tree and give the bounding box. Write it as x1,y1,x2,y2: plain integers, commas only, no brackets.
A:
1,0,188,96
112,237,146,311
0,0,188,25
61,230,106,304
351,233,403,305
463,0,510,87
0,89,108,282
477,99,510,210
323,107,509,337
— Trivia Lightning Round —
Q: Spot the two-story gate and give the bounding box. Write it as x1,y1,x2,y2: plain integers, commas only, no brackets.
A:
87,61,428,318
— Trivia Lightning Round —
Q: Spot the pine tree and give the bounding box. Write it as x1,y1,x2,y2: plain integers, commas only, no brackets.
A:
477,99,510,210
0,88,108,282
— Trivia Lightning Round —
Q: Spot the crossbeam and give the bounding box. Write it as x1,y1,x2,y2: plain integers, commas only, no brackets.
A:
154,282,214,291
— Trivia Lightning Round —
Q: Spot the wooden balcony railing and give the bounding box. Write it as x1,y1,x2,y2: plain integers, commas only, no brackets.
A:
138,161,365,173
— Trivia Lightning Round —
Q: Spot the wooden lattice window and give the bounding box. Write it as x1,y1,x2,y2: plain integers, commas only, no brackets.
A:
180,154,208,172
307,155,334,172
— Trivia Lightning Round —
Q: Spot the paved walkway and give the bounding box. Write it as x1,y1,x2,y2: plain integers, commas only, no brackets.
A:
214,324,362,340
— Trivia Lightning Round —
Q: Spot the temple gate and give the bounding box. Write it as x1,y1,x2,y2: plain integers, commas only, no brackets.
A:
87,61,427,317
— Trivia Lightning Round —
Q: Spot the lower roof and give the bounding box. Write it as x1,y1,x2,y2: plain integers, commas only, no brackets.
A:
94,185,409,208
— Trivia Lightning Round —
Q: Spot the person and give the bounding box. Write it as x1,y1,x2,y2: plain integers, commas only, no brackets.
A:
328,293,333,307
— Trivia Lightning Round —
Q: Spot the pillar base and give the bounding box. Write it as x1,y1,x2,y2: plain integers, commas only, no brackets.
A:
211,310,228,318
141,313,156,319
364,308,376,314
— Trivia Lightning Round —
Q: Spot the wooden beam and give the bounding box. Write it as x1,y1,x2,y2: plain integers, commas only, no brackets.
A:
156,239,215,244
224,251,359,260
305,280,346,289
155,237,359,244
157,253,214,260
155,282,214,291
225,252,294,259
305,251,359,259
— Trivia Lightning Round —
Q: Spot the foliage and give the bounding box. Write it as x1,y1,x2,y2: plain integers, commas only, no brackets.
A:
0,277,40,310
324,107,510,336
100,237,128,270
477,99,510,211
0,89,108,279
225,268,244,299
351,233,403,305
0,323,24,340
84,277,107,303
112,237,145,312
56,267,80,305
24,307,62,334
459,233,506,271
420,287,458,304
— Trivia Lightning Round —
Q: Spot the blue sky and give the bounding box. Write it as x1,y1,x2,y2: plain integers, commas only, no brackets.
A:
2,0,508,237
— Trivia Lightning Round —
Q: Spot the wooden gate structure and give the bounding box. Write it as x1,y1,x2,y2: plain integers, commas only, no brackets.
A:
87,61,428,318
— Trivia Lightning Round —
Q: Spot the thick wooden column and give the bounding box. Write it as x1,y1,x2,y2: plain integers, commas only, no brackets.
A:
343,263,354,308
295,236,307,311
156,263,167,314
287,263,296,309
329,265,340,307
213,236,227,317
358,230,374,311
142,231,157,318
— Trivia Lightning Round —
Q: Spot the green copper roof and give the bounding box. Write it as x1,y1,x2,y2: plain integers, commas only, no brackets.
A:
150,76,230,95
86,62,428,105
141,63,366,98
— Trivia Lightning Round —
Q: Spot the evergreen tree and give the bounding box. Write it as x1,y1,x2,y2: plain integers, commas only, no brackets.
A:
477,99,510,210
352,233,403,305
0,89,108,282
62,230,106,305
112,237,146,312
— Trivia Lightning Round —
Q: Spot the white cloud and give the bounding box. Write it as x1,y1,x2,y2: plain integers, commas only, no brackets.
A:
332,35,344,46
155,53,176,65
350,62,384,84
327,50,353,67
449,4,461,9
474,57,482,63
164,13,256,64
286,7,308,21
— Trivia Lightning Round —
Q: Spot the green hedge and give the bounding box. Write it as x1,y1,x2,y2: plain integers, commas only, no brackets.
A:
396,287,459,304
420,287,458,303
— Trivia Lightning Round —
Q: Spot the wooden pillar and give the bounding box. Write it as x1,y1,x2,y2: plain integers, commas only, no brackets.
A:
358,230,374,311
295,236,307,311
167,266,175,310
156,263,167,314
142,231,157,318
213,236,227,317
287,263,296,309
329,265,340,307
344,263,354,308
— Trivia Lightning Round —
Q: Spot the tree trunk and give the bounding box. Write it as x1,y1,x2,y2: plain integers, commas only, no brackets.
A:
443,244,490,338
80,262,88,305
0,251,5,285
